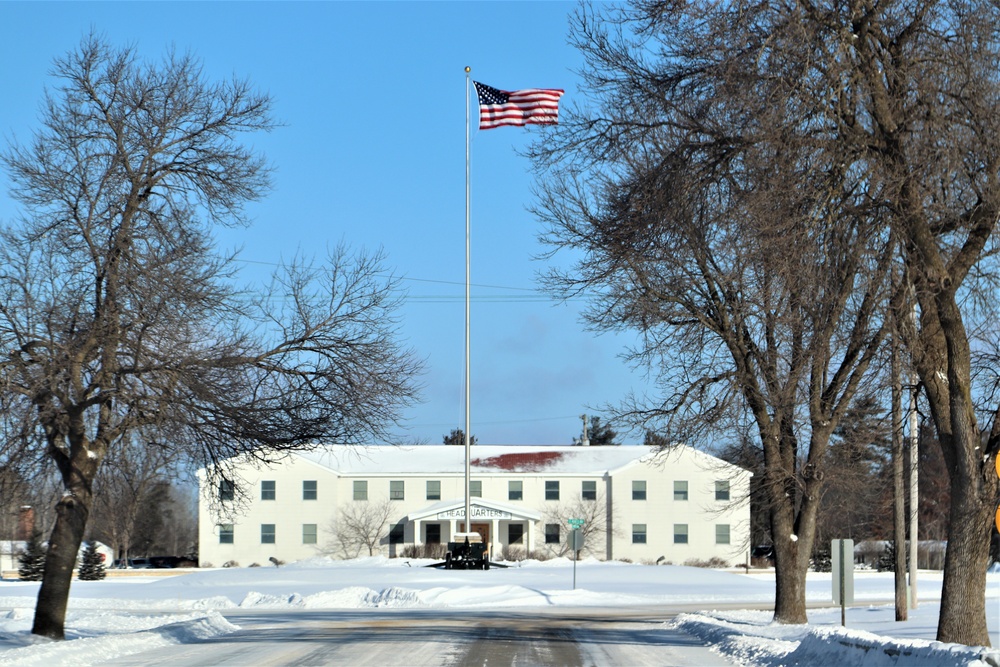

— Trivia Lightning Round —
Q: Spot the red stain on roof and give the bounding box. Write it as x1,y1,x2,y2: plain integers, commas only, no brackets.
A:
472,451,564,471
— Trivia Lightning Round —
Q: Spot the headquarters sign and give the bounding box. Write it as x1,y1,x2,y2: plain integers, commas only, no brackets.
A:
437,505,511,520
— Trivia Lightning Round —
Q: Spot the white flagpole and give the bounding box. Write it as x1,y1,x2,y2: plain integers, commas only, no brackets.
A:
464,66,472,535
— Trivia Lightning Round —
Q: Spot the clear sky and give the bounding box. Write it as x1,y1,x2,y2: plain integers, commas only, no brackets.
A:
0,1,641,446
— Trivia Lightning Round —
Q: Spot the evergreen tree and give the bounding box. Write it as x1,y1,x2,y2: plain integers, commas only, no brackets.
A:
443,428,476,446
77,542,107,581
18,531,47,581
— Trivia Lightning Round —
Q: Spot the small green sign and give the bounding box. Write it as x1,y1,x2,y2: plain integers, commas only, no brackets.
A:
568,518,585,528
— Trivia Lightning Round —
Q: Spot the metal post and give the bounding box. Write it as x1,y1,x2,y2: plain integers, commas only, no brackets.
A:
464,66,472,534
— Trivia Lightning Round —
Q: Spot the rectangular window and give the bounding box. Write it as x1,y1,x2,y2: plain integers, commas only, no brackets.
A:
219,524,234,544
545,480,560,501
632,524,647,544
389,524,404,544
508,480,523,501
261,524,275,544
508,523,524,545
426,480,441,500
261,480,276,501
219,479,235,502
303,480,317,500
674,524,689,544
390,480,405,500
582,480,597,501
715,480,731,501
632,480,647,501
353,480,368,501
716,524,731,545
674,480,689,501
426,524,441,544
303,524,317,545
544,523,560,544
470,480,482,497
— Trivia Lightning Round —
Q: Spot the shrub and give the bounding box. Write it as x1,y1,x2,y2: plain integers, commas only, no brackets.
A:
401,543,447,559
222,560,240,568
683,557,730,569
501,545,527,562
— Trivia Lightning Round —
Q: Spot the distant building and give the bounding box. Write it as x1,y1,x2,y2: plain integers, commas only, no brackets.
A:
197,444,751,567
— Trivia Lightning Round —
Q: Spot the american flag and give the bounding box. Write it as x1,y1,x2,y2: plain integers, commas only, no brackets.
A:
474,81,564,131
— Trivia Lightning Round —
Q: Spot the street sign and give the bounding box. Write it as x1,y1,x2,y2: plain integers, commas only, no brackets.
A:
832,538,855,627
569,529,585,551
568,518,585,529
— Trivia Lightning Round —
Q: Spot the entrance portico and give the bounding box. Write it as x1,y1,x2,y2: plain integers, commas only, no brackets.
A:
408,498,542,556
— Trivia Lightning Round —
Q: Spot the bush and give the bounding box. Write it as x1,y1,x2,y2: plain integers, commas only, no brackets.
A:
222,560,240,568
501,545,527,562
400,543,447,559
683,557,730,569
77,541,107,580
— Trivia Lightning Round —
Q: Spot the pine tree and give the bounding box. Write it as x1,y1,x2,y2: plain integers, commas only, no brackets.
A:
18,531,47,581
77,542,107,581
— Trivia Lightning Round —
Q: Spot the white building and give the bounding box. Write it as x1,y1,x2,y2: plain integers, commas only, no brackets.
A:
197,445,751,567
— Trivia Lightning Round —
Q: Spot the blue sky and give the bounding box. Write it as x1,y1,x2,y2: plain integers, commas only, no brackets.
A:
0,1,641,445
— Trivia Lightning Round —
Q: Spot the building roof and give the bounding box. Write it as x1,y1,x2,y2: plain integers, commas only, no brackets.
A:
293,444,732,476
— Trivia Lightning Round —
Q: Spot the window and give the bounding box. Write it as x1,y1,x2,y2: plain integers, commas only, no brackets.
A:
470,480,482,497
545,523,560,544
674,524,689,544
674,480,689,501
389,524,404,544
261,524,275,544
303,524,317,545
353,480,368,501
508,524,524,545
545,480,560,501
715,480,731,501
582,480,597,501
219,524,234,544
716,524,731,545
261,480,276,501
426,480,441,501
303,480,317,500
632,480,647,501
390,480,405,500
219,479,234,502
426,524,441,544
632,524,647,544
508,480,523,501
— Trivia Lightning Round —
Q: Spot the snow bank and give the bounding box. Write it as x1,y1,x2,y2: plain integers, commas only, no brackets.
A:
673,612,1000,667
0,611,237,667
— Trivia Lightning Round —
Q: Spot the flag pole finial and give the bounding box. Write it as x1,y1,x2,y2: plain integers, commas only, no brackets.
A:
465,66,471,73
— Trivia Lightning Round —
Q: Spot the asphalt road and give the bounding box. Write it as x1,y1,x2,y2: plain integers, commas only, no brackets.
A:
105,606,747,666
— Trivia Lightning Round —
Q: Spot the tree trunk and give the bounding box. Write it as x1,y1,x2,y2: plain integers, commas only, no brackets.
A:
937,461,994,645
31,493,90,639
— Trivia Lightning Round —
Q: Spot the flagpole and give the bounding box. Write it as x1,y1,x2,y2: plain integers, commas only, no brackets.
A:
464,66,472,536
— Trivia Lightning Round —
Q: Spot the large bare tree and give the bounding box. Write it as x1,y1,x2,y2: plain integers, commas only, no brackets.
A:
529,1,892,626
0,35,421,640
531,0,1000,645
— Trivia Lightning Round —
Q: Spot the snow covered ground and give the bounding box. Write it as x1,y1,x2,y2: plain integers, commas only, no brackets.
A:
0,558,997,666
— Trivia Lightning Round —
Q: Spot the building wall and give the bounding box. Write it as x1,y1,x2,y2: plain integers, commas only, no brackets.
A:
198,447,750,568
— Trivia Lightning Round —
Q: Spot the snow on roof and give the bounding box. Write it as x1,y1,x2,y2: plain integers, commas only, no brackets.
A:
295,444,660,476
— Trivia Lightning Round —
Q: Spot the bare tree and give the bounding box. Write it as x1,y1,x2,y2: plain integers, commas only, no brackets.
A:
326,499,395,558
542,494,616,559
529,2,892,625
0,35,421,640
89,432,174,564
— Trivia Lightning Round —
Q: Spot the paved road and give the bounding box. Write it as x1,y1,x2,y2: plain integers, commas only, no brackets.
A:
106,606,744,666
